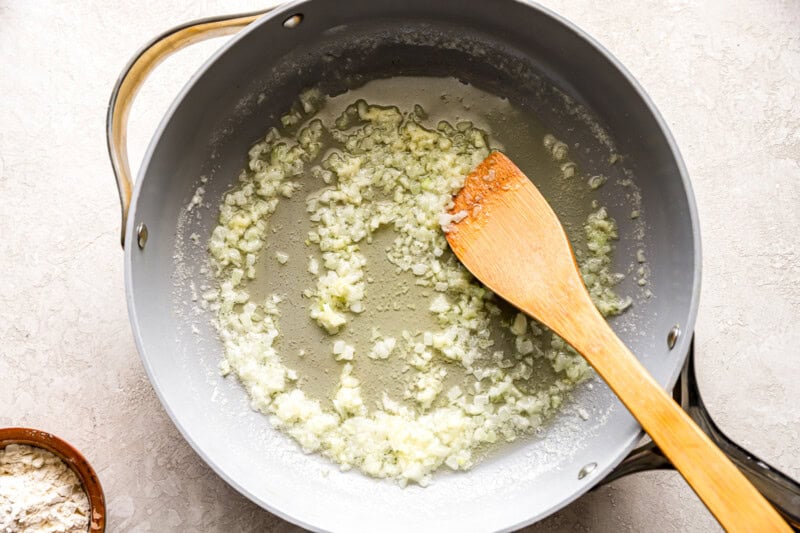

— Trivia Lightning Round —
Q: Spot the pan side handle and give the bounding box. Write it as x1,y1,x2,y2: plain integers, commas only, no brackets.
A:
105,9,272,248
599,340,800,530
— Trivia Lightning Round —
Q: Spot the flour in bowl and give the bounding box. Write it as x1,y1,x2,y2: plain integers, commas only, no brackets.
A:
0,444,90,533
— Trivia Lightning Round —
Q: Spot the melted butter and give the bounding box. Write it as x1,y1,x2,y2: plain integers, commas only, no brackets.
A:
248,76,594,410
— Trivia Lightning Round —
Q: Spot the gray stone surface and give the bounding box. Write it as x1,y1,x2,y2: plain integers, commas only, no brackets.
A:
1,1,797,531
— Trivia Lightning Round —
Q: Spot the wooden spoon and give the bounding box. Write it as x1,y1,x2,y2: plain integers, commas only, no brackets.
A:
445,151,789,532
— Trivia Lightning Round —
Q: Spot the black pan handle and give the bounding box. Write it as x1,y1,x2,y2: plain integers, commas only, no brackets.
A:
600,339,800,530
105,9,272,248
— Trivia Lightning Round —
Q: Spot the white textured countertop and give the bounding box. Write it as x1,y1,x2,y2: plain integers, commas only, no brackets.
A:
1,1,798,531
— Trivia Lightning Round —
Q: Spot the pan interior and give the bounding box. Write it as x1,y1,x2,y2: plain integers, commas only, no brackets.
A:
203,74,632,471
129,2,697,531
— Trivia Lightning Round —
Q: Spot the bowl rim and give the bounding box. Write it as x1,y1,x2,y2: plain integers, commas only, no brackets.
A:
0,427,106,532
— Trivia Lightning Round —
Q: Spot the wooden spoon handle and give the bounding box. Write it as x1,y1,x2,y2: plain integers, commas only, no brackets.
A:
445,151,788,529
561,302,790,532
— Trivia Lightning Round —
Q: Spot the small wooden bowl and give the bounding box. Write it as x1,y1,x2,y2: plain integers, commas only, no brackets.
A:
0,427,106,532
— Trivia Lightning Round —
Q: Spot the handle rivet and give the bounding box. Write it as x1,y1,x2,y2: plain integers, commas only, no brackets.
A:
667,325,681,349
578,462,597,480
283,14,303,28
136,223,148,249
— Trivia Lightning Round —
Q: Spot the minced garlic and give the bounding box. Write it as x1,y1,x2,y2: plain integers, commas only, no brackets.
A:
206,89,629,486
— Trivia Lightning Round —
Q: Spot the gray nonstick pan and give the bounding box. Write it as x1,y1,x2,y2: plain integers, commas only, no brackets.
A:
107,1,800,530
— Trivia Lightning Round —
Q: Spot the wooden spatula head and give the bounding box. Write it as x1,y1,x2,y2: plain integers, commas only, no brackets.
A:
446,151,595,339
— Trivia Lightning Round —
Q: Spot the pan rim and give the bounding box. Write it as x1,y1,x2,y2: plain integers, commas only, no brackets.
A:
123,0,701,530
